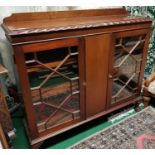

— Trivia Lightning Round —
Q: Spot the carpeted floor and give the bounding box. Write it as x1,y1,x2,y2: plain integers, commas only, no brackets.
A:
11,106,137,149
11,104,155,149
71,106,155,149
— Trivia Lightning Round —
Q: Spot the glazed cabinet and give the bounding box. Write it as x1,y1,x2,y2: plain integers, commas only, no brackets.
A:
2,8,152,148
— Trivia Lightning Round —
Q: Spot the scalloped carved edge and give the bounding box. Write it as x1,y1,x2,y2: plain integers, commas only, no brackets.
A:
6,17,153,36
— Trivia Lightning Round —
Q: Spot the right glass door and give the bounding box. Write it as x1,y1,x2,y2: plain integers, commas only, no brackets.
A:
108,30,148,107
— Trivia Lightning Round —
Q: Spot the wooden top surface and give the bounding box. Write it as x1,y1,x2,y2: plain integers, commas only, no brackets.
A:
2,8,152,36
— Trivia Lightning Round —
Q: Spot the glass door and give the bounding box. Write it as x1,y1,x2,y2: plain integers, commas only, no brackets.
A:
108,31,147,107
24,39,84,133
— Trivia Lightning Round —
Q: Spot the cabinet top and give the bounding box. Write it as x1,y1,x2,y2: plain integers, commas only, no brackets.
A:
2,8,152,36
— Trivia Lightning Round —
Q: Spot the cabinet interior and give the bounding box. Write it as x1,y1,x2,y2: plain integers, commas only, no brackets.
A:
25,46,80,132
111,34,146,104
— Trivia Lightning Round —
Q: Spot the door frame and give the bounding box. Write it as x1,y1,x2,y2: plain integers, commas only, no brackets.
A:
106,28,152,110
13,37,86,140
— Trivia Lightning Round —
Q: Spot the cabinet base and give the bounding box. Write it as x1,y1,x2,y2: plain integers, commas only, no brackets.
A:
25,96,143,148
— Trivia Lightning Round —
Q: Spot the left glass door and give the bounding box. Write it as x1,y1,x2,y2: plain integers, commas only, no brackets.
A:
24,39,82,133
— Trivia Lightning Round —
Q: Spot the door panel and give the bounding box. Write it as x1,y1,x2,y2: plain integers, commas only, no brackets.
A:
85,34,112,118
20,38,85,133
107,29,150,109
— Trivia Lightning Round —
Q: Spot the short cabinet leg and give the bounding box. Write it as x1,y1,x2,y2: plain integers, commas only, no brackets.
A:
143,96,151,108
31,141,44,149
134,102,141,112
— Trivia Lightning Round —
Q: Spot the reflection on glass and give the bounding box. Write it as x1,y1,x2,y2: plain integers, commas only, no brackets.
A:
111,35,145,104
25,46,80,132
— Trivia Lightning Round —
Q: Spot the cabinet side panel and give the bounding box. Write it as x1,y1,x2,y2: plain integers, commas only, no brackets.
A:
85,34,111,118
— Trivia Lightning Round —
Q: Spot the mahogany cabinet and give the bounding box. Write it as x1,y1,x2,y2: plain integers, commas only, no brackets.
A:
1,8,152,148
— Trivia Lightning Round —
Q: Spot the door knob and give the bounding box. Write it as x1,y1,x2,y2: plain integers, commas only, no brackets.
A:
109,74,113,78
